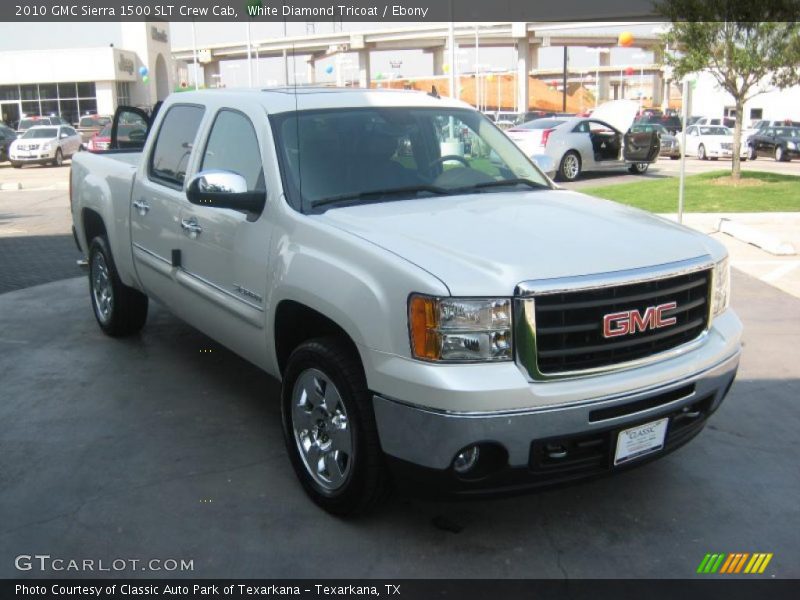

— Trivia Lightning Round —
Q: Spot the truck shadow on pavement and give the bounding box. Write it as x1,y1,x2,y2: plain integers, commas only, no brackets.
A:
0,234,83,294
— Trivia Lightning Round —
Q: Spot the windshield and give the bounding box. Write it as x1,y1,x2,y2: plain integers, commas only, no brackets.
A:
271,107,551,213
700,126,730,136
18,118,43,130
80,116,110,128
22,127,58,139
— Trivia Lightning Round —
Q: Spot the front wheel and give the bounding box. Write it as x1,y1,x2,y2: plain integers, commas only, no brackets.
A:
88,236,148,337
282,337,389,516
557,151,581,182
52,148,63,167
628,162,649,175
748,146,757,161
11,161,22,168
698,144,707,160
776,146,788,162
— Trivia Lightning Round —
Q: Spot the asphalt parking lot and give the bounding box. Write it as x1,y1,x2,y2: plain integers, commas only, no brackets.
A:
0,157,799,579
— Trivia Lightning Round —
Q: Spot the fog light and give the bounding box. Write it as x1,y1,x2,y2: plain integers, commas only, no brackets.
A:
453,445,480,474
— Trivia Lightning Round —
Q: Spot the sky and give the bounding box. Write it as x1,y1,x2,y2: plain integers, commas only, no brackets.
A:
0,21,666,87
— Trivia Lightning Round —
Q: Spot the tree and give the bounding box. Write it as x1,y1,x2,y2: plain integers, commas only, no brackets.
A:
656,1,800,179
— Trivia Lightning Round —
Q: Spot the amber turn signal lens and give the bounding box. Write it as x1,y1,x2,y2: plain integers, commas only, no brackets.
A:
409,294,441,360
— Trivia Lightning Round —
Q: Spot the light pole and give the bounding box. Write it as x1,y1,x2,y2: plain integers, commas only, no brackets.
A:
632,51,648,112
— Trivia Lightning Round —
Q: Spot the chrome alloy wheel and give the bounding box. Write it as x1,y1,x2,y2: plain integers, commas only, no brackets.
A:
291,368,353,492
91,251,113,325
562,153,580,180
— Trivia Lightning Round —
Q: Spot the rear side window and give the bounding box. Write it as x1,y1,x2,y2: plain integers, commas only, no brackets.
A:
149,105,205,187
201,109,264,192
517,119,564,130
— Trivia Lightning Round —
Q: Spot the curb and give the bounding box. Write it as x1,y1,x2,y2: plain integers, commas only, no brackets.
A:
0,182,22,191
718,218,797,256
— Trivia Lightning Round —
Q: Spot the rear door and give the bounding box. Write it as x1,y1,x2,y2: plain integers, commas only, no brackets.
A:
130,104,205,308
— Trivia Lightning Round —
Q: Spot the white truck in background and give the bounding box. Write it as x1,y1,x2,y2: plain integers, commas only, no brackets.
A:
70,88,741,515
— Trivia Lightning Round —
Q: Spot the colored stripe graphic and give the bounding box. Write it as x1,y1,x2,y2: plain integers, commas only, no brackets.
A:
698,552,773,575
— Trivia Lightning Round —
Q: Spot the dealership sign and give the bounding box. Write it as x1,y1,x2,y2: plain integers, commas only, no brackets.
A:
117,54,134,76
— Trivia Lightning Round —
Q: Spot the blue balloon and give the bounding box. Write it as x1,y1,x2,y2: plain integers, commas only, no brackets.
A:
325,65,334,75
139,66,149,77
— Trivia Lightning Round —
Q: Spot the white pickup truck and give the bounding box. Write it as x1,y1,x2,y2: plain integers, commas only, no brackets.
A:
70,88,742,515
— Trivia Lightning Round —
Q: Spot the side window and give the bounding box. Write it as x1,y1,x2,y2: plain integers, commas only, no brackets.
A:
149,105,205,187
573,121,589,133
201,109,264,192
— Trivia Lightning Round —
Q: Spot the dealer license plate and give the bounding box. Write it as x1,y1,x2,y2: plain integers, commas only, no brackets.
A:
614,418,668,466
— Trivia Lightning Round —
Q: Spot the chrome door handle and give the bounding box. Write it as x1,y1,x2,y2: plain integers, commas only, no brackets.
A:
132,199,150,215
180,217,203,238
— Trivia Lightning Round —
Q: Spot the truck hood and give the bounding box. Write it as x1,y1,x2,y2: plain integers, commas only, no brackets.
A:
315,190,718,296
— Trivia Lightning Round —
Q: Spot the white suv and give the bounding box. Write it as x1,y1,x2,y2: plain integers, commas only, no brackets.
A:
9,124,82,168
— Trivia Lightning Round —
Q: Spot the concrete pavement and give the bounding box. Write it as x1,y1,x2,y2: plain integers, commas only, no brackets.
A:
0,270,798,578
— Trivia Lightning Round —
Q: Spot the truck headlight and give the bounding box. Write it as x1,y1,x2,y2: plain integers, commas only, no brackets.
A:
711,257,730,319
408,294,512,362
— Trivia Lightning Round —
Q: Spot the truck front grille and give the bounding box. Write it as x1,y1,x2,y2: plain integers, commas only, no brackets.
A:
522,268,711,377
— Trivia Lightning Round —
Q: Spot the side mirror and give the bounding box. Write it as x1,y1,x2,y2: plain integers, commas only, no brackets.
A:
530,154,557,179
186,170,265,214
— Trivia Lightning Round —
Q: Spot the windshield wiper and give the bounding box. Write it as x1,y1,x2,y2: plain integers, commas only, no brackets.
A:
310,185,452,210
453,178,550,193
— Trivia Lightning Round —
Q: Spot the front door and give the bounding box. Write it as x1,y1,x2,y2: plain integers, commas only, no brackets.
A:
623,128,660,163
176,108,270,359
130,104,205,308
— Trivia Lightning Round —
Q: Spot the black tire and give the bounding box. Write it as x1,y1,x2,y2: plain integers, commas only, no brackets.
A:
748,146,757,161
557,151,581,182
670,154,680,160
88,236,148,337
52,148,63,167
281,337,389,516
698,144,707,160
775,146,788,162
11,162,22,168
628,162,649,175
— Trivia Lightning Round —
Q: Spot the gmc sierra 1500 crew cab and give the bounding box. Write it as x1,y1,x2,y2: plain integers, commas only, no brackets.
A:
70,88,742,515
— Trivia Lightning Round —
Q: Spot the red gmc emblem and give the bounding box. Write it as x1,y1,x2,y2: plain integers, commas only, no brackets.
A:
603,302,678,338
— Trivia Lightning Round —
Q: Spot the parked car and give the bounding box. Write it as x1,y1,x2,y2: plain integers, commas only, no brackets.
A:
76,114,112,146
506,100,660,181
86,124,111,152
636,114,682,135
16,115,69,137
0,124,16,162
70,89,740,515
694,117,736,129
750,119,800,131
631,123,680,159
747,126,800,161
681,125,748,160
8,124,82,167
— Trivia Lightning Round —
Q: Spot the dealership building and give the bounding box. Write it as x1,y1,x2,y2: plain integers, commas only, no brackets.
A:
0,23,174,128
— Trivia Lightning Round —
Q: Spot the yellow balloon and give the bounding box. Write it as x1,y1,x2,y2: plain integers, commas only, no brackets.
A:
486,74,495,82
443,63,451,73
618,31,634,47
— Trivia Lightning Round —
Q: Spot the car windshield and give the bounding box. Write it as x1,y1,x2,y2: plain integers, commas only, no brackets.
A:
22,127,58,139
18,118,43,130
271,107,551,213
80,116,110,128
700,126,730,136
775,127,800,137
515,118,565,130
98,124,111,137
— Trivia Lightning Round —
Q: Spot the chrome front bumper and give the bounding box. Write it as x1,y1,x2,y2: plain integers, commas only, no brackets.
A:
373,349,739,472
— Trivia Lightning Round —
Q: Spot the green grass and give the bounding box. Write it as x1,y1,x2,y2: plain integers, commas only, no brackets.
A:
582,170,800,213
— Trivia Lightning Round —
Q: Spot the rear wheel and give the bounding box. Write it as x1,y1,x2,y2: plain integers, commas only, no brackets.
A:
281,337,389,516
88,236,148,337
628,162,649,175
557,151,581,182
698,144,707,160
